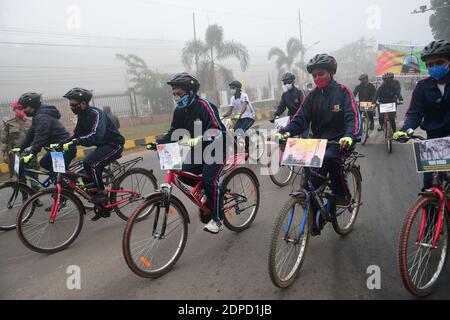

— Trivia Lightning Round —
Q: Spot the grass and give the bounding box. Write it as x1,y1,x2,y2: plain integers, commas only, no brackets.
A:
119,121,171,140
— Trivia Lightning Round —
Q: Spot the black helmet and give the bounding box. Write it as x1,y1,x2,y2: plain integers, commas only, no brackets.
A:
382,72,394,81
421,40,450,61
18,92,41,109
63,88,93,103
359,74,369,81
307,54,338,74
281,72,296,82
167,72,200,93
229,80,242,89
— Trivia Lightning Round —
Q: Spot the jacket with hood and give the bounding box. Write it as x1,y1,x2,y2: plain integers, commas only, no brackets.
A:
20,104,70,155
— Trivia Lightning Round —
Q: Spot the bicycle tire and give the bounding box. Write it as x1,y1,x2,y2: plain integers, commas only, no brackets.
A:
122,193,189,279
361,117,369,145
398,196,449,297
248,130,265,163
0,182,35,231
220,167,260,232
268,196,311,288
16,189,85,254
331,166,362,236
268,147,294,188
386,120,393,153
111,168,158,221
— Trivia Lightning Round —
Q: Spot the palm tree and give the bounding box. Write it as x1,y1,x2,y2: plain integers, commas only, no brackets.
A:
268,38,304,81
182,24,250,104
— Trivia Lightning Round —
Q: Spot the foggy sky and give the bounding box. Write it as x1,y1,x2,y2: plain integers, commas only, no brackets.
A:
0,0,434,100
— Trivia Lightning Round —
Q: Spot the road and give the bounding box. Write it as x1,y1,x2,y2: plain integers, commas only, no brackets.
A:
1,103,449,300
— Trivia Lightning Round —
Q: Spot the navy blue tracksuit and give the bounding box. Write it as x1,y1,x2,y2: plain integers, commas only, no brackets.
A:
157,96,227,223
274,87,305,119
70,106,125,191
280,80,361,195
401,76,450,189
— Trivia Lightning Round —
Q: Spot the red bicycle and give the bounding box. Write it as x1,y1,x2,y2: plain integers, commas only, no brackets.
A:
16,146,157,254
397,132,449,297
122,143,260,278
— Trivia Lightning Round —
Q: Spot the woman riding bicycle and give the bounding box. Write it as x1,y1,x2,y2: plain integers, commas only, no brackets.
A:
151,73,227,234
276,54,361,214
373,72,403,133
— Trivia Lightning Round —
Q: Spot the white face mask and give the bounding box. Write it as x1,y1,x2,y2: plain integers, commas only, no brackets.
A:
282,84,293,92
230,89,237,95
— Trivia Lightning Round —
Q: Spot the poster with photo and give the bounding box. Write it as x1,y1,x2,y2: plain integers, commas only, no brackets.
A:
157,143,183,171
413,137,450,173
51,152,66,173
274,117,290,129
281,139,328,168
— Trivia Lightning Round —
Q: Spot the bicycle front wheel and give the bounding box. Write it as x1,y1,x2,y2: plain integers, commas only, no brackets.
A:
16,189,84,254
398,196,449,297
221,167,260,232
268,147,294,187
268,196,311,288
361,117,369,145
123,193,188,278
0,182,34,231
386,121,393,153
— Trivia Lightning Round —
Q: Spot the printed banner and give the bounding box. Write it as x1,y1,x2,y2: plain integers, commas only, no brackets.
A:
377,44,427,77
413,137,450,173
281,139,328,168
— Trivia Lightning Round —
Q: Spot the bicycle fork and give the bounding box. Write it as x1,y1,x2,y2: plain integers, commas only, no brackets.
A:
49,182,62,224
285,190,311,244
417,188,448,248
152,183,172,240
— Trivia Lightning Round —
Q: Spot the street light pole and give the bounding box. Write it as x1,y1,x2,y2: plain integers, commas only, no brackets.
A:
298,9,305,81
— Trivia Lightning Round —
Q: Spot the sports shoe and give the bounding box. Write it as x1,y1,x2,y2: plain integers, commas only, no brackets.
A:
203,220,224,234
336,193,352,208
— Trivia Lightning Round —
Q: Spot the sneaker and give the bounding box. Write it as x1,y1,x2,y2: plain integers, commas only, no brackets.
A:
336,193,352,208
90,191,108,205
203,220,224,234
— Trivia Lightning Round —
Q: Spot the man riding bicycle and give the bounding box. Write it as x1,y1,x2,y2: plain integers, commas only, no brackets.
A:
394,40,450,190
354,74,376,130
270,72,305,123
152,73,227,234
373,72,403,132
276,54,361,214
62,88,125,213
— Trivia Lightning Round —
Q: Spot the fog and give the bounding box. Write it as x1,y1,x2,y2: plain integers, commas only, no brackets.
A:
0,0,433,100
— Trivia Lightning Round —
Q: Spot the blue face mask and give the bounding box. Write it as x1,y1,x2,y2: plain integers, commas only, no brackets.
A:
175,91,195,109
428,64,449,80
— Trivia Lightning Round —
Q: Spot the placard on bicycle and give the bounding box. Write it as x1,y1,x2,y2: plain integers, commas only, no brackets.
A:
413,137,450,173
360,102,374,110
281,139,327,168
379,102,397,113
157,143,183,171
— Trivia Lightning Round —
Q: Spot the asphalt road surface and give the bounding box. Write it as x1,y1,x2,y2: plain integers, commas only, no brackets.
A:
1,103,449,300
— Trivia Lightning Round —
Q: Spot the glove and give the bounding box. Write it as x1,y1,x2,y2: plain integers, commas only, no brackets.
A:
188,138,201,148
49,144,61,150
232,114,241,120
339,137,353,149
22,154,35,164
274,133,289,140
393,131,408,140
10,148,21,154
269,117,276,124
146,143,157,151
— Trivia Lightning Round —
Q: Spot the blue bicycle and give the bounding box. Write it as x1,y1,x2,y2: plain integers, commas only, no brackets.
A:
268,140,364,288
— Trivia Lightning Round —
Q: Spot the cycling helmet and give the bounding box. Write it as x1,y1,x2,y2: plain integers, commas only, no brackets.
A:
421,40,450,61
63,88,93,103
382,72,395,81
229,80,242,89
281,72,296,82
306,54,338,74
18,92,41,109
167,72,200,93
359,74,369,81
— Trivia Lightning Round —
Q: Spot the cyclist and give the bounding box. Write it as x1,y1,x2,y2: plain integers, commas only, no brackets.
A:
62,88,125,213
270,72,305,123
394,39,450,190
276,54,361,216
18,93,77,177
354,74,377,130
152,73,227,234
373,72,403,132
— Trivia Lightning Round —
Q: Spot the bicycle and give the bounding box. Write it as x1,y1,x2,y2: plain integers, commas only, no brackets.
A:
359,102,375,146
15,145,158,254
268,140,364,288
122,140,260,278
397,132,449,297
377,101,400,153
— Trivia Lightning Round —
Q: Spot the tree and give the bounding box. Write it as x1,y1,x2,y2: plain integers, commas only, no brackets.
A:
429,0,450,40
182,24,250,105
268,38,304,81
116,54,173,114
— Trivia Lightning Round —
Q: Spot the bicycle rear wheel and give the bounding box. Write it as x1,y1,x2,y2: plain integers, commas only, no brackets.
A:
221,167,260,232
16,189,84,254
268,196,311,288
248,130,265,163
268,146,294,187
398,196,449,297
361,117,369,145
122,193,188,278
111,168,158,221
332,167,362,236
0,182,34,231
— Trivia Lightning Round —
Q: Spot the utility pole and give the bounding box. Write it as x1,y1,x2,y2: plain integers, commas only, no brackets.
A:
193,12,199,76
298,9,305,82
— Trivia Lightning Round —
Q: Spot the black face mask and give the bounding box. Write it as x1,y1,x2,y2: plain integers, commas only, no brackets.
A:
71,104,83,115
24,109,34,117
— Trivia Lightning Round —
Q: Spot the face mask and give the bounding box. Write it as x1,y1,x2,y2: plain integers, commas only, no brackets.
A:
314,76,331,89
24,109,34,117
428,64,449,80
282,84,293,92
175,91,195,109
16,111,26,119
230,89,237,95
